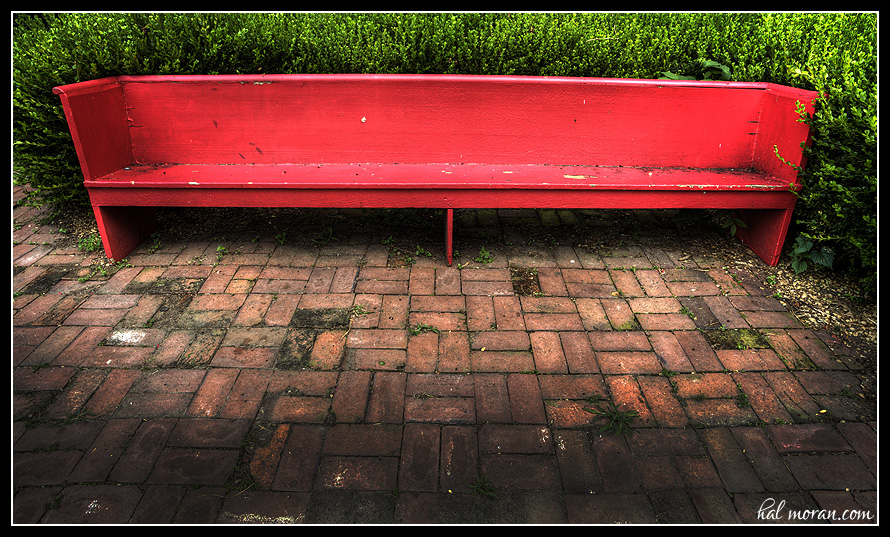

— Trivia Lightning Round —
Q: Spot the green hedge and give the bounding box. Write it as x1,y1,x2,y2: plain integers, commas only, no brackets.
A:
13,12,877,293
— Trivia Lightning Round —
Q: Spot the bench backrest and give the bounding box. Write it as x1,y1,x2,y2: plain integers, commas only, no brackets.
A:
54,74,818,185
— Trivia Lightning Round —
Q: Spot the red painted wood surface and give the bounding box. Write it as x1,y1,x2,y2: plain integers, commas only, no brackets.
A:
53,74,819,265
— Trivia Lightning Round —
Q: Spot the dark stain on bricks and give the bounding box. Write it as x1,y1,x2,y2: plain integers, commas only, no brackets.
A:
15,265,72,295
290,308,350,329
279,309,352,370
701,328,770,350
124,277,204,295
277,328,317,369
509,266,542,296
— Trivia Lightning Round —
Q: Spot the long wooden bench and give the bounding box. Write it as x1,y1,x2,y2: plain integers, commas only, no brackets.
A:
53,74,818,266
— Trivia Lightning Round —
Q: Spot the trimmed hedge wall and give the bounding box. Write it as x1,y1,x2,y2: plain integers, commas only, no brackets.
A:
13,12,877,293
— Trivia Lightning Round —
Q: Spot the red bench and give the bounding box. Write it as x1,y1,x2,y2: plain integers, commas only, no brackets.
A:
53,74,818,266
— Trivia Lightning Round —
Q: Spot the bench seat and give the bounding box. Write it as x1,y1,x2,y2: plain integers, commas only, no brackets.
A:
54,74,819,266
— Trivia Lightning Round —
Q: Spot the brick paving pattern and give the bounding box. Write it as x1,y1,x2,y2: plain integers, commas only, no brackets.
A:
13,186,877,524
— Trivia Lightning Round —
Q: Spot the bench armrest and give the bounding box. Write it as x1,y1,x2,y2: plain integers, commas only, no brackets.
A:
754,84,819,187
53,76,133,183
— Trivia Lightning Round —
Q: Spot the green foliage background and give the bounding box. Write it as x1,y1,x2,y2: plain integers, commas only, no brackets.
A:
12,12,877,293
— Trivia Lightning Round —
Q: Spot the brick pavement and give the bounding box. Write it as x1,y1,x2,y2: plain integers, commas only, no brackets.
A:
13,186,877,524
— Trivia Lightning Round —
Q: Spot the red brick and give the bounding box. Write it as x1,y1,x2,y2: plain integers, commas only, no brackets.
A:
407,373,474,397
591,434,640,493
42,368,107,419
63,307,129,326
266,395,331,423
366,371,406,423
132,369,206,393
648,331,695,372
83,369,141,417
672,372,738,399
410,295,465,312
589,330,650,351
354,349,406,370
465,295,495,331
267,370,338,396
330,370,372,423
600,298,637,330
408,311,465,332
398,423,440,492
356,279,409,295
574,298,612,331
379,295,410,328
604,375,654,426
507,373,546,424
732,372,796,425
324,424,402,456
701,295,749,328
684,399,758,427
408,266,435,295
13,451,81,486
315,456,399,490
698,428,764,493
473,373,511,423
482,453,560,489
220,369,272,419
558,331,599,373
744,310,802,328
479,423,553,454
347,329,407,349
434,267,461,295
638,313,698,331
665,280,720,296
493,296,525,330
761,371,823,420
554,429,604,494
250,423,291,489
211,346,276,368
536,267,567,295
634,269,673,297
272,425,325,491
530,331,568,373
148,448,239,486
440,426,479,492
187,368,239,418
258,294,298,327
674,330,723,371
717,348,785,371
471,331,529,351
68,418,141,482
404,396,475,424
309,330,347,370
109,418,177,483
461,268,510,281
13,365,76,392
20,326,82,366
436,331,471,373
188,293,247,311
198,265,237,293
787,328,837,369
461,280,513,296
169,418,250,449
471,350,535,373
114,392,192,418
637,376,689,428
233,294,274,326
609,269,644,297
596,351,663,375
406,332,438,373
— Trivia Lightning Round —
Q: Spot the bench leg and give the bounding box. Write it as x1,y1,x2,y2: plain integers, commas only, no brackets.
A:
92,205,157,262
445,208,454,266
734,207,795,267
